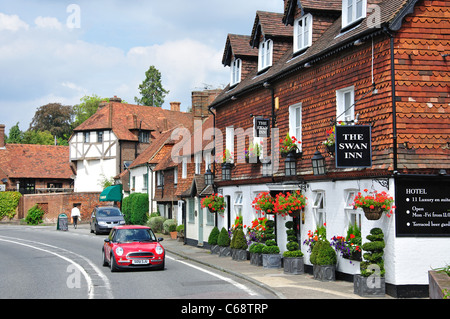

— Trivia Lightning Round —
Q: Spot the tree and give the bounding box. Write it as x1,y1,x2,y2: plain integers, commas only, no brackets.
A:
134,65,169,107
28,103,74,140
6,123,23,144
72,95,107,128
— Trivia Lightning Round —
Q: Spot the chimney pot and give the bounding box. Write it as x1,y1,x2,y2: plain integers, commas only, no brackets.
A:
170,102,181,112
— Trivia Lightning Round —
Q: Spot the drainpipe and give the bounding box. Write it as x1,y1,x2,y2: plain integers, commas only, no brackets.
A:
384,27,398,174
208,105,218,227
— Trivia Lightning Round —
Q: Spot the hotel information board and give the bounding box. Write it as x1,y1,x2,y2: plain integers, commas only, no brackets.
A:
395,176,450,237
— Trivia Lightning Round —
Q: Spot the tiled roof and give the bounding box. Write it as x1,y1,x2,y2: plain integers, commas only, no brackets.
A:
0,144,72,179
222,34,258,66
250,11,293,47
74,102,194,142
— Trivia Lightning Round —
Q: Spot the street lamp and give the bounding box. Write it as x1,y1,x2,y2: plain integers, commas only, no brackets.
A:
204,166,214,186
311,150,326,175
222,163,232,181
284,151,297,176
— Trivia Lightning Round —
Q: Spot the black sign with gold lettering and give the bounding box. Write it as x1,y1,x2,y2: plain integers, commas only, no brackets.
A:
395,176,450,237
255,118,270,138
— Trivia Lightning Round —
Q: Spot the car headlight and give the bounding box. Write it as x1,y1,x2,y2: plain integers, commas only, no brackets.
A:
98,221,107,226
155,245,164,255
119,220,125,225
115,247,124,256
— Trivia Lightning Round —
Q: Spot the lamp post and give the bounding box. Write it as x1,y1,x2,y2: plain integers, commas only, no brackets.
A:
284,151,297,176
222,163,232,181
311,150,326,175
205,166,214,186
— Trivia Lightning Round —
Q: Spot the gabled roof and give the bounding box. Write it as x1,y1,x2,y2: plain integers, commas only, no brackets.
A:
250,11,293,47
283,0,342,25
222,34,258,66
0,144,72,179
74,102,194,142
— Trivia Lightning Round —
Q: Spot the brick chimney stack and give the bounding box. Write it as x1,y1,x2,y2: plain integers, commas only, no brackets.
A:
170,102,181,112
0,124,5,149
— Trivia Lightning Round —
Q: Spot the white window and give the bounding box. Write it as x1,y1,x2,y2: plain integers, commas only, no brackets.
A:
342,0,367,29
234,193,243,217
336,86,355,122
84,132,90,143
294,14,312,53
182,157,187,179
143,173,148,190
289,103,302,151
173,167,178,185
230,57,242,86
225,126,234,163
258,39,273,71
312,191,326,227
195,153,202,174
345,189,361,228
97,131,103,143
204,152,211,173
156,171,164,187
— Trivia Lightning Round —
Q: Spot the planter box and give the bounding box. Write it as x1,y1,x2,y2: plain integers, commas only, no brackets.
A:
313,264,336,281
210,245,220,255
218,246,231,257
262,254,281,269
283,257,304,275
250,253,263,266
231,249,248,261
353,274,385,297
429,270,450,299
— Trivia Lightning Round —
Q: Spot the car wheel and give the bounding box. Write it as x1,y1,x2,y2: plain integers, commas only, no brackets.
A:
90,223,94,233
94,224,100,235
110,253,119,272
102,248,108,267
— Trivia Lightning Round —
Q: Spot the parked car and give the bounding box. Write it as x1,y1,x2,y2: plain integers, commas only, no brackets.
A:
102,225,165,272
90,206,125,235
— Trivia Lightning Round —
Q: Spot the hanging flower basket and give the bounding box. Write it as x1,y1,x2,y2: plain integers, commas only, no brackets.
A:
252,192,275,216
273,190,307,218
353,189,395,221
201,193,226,214
279,133,301,157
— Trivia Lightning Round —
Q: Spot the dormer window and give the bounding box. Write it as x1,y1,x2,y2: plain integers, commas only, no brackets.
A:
258,39,273,71
230,57,242,86
294,14,312,53
342,0,367,29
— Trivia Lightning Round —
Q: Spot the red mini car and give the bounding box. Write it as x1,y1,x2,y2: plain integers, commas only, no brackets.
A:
102,225,165,272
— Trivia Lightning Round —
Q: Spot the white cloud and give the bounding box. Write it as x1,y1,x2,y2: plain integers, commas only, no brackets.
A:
0,12,29,31
34,16,62,30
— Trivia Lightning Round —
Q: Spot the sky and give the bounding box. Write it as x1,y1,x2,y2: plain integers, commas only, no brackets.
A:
0,0,283,133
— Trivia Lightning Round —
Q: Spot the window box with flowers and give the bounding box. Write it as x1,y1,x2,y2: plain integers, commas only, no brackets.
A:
273,190,307,218
323,122,345,155
244,142,261,164
353,189,395,220
280,133,302,158
252,192,275,216
330,224,362,263
201,193,226,214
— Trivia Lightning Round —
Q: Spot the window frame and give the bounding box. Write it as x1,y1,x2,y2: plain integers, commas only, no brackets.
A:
342,0,367,29
289,103,302,151
258,39,273,71
312,191,326,227
344,189,361,228
293,14,313,53
230,57,242,86
336,86,355,123
182,157,187,179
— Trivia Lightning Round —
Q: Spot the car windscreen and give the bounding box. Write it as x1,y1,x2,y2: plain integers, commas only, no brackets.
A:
97,208,122,217
113,229,157,243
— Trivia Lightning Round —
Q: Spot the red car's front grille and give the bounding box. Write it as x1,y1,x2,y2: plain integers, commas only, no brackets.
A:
127,252,154,258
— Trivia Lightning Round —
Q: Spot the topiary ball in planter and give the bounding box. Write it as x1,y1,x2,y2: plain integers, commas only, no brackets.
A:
311,240,336,281
262,241,281,269
208,226,220,254
217,227,231,257
231,229,248,261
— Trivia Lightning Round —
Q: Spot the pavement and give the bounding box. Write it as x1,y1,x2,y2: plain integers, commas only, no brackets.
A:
159,234,391,299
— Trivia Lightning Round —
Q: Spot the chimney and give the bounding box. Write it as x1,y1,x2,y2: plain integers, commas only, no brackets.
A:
191,89,221,121
170,102,181,112
109,96,122,103
0,124,5,148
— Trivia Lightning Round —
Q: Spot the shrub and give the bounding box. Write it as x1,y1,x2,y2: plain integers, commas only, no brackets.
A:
148,216,166,233
283,250,304,258
208,227,220,245
262,245,280,254
25,204,45,225
163,219,177,234
0,191,22,220
361,228,385,277
130,193,149,225
311,239,337,265
121,194,133,224
232,229,248,250
217,227,230,247
168,224,177,232
249,242,264,254
176,224,184,233
286,241,299,251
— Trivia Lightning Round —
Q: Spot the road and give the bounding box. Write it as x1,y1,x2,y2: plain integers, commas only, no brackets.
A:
0,224,275,300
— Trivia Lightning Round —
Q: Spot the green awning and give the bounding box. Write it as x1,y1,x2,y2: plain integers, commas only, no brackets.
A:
99,184,123,202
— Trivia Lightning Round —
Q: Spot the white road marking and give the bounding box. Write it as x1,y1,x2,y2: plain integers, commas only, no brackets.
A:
166,255,258,296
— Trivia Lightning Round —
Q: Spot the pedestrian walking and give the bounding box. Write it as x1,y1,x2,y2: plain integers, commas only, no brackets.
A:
71,204,81,229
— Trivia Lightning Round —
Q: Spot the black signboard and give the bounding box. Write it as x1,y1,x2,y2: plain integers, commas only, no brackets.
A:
335,125,372,168
255,118,270,138
395,176,450,237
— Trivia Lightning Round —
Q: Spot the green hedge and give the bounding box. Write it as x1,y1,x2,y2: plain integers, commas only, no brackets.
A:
25,204,45,225
122,193,149,225
0,191,22,220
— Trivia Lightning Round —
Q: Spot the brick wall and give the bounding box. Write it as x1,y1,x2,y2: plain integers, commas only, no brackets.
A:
19,192,112,223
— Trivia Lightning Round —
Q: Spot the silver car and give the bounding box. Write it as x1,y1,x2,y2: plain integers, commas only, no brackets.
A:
90,206,125,235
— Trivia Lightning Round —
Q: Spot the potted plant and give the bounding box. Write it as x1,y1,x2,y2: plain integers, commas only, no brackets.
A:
176,224,184,242
230,228,248,261
252,192,275,216
208,226,220,254
310,239,337,281
272,190,307,218
330,224,362,263
217,227,231,257
303,223,327,253
429,265,450,299
279,133,302,157
354,228,386,297
201,193,226,214
262,239,281,269
249,242,264,266
283,221,304,275
169,224,177,240
245,142,261,164
353,189,395,220
322,122,345,155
